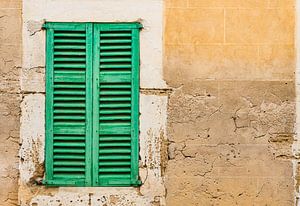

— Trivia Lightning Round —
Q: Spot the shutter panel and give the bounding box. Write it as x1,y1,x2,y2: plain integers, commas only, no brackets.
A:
45,23,93,186
93,23,141,186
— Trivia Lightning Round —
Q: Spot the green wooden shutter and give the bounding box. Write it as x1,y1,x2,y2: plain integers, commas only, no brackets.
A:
45,22,141,187
92,23,141,186
44,23,93,186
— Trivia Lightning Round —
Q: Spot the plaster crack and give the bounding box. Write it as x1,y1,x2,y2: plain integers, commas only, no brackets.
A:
256,183,266,197
197,158,217,177
6,135,19,144
203,190,226,199
0,15,7,19
88,193,92,206
30,29,42,36
231,109,249,132
208,104,223,118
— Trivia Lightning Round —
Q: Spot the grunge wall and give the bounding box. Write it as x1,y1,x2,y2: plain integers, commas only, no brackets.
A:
164,0,297,205
0,0,21,205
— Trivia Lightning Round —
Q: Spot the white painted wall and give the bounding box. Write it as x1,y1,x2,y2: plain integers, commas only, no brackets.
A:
20,0,167,205
22,0,166,89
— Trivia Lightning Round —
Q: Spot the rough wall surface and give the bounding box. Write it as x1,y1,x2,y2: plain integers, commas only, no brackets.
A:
0,0,22,205
165,0,296,205
20,0,167,205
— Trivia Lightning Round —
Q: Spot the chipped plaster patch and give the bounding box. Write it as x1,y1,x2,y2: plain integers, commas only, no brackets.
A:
20,94,45,184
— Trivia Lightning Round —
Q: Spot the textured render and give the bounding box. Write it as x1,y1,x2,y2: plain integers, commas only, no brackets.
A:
20,0,167,205
20,94,167,206
165,0,296,205
0,0,22,205
18,0,300,205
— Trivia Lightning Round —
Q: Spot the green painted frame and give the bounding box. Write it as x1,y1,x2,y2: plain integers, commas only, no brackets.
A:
92,23,142,186
44,22,142,187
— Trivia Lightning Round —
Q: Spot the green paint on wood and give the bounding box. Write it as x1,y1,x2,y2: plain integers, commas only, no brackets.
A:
44,22,141,187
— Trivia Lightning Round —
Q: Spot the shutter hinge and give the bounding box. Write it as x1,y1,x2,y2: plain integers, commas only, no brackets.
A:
41,20,48,30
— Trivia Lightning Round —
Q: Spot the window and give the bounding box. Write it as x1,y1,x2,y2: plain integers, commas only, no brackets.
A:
44,22,141,187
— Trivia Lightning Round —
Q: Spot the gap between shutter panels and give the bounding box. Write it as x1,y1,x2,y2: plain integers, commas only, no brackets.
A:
52,29,87,181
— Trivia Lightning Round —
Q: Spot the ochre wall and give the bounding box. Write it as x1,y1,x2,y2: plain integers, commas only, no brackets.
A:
164,0,296,205
0,0,21,205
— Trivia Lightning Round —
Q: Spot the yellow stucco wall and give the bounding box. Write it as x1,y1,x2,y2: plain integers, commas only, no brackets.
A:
164,1,296,205
165,0,295,85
